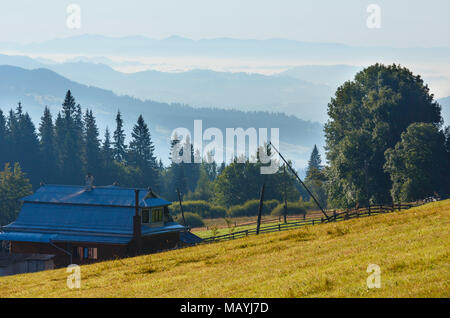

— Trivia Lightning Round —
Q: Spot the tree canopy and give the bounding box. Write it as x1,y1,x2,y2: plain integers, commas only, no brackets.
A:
325,64,444,207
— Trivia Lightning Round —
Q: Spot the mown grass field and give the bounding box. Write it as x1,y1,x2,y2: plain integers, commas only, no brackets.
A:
0,200,449,297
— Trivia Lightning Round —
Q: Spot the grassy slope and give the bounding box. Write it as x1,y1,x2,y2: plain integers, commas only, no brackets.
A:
0,200,449,298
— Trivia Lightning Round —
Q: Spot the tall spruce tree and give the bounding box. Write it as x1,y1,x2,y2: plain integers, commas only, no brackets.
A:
129,115,159,189
0,109,6,167
5,103,41,186
84,110,101,178
38,107,56,183
55,90,84,184
102,127,113,162
305,145,322,178
113,111,127,162
99,127,116,184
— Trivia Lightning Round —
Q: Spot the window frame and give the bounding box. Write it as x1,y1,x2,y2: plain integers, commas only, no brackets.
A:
151,207,164,223
141,208,150,224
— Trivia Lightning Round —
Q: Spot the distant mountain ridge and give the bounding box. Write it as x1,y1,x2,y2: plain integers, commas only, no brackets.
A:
0,65,324,168
0,53,338,122
3,35,450,62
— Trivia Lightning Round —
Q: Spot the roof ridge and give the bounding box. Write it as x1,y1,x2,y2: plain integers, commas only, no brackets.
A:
38,184,150,191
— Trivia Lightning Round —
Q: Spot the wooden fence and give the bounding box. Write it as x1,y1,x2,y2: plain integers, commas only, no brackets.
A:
201,202,420,244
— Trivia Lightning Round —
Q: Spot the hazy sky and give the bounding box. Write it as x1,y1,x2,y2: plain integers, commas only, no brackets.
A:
0,0,449,47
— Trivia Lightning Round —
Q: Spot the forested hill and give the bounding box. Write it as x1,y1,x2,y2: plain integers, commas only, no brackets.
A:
0,65,324,166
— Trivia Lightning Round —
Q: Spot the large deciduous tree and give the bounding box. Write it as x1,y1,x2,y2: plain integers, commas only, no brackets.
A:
0,163,32,225
325,64,442,207
384,123,449,202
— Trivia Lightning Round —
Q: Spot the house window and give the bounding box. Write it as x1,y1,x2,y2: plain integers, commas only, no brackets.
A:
142,208,150,224
152,207,163,223
88,247,98,259
76,247,98,260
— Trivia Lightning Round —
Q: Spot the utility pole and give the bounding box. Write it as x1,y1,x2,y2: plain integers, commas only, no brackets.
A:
256,183,266,235
269,142,330,221
177,188,187,230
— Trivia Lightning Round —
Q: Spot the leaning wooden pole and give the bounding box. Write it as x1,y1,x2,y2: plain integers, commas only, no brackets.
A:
269,142,330,221
177,188,187,229
283,164,288,224
256,183,266,235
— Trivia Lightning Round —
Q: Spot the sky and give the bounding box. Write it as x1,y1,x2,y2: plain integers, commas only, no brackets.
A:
0,0,449,47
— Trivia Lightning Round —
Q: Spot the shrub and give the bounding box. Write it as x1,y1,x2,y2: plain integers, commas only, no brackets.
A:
169,200,226,219
227,199,280,217
271,202,307,217
208,205,227,218
173,212,205,228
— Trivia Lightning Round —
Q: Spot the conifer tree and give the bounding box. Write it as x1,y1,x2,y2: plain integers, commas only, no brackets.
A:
38,106,56,183
55,90,84,184
129,115,159,188
305,145,322,178
0,109,6,167
84,109,101,177
102,127,113,162
5,103,41,186
113,111,127,162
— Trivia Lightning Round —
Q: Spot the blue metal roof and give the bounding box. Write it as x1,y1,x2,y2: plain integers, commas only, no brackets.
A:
51,233,132,245
141,222,185,236
4,203,136,235
22,185,171,207
0,185,184,245
180,231,203,245
0,232,55,243
0,231,132,245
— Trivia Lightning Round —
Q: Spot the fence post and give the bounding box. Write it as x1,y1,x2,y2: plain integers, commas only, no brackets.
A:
256,183,266,235
368,205,371,216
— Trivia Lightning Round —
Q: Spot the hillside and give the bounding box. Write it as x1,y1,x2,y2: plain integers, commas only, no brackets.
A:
0,200,448,297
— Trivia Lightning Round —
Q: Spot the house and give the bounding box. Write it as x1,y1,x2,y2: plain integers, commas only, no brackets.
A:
0,184,188,267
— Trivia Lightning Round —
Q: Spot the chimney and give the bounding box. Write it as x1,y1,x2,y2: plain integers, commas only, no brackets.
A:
133,189,142,254
85,173,94,191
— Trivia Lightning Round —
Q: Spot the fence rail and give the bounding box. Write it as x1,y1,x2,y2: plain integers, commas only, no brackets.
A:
201,202,421,244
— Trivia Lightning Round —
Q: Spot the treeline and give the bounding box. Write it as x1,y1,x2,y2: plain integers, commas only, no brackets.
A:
0,90,162,190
